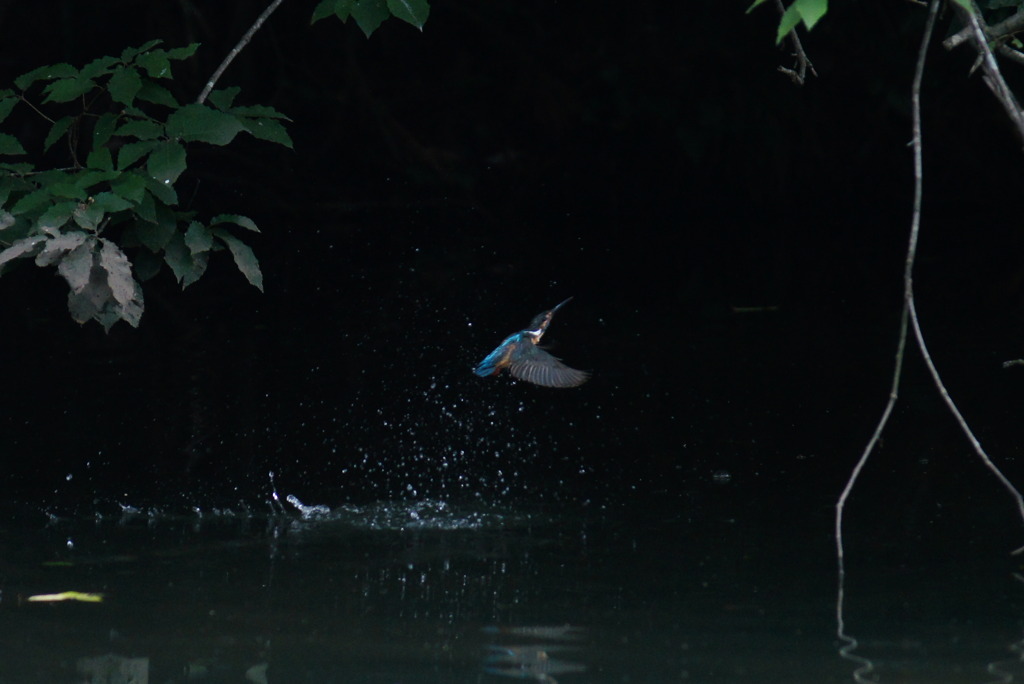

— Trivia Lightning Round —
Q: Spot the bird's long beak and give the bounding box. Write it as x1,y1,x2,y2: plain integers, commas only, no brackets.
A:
550,297,573,314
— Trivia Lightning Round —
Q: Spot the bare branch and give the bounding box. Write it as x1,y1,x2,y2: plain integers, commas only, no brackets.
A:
908,297,1024,529
944,7,1024,51
835,0,939,572
957,4,1024,145
197,0,286,105
997,44,1024,68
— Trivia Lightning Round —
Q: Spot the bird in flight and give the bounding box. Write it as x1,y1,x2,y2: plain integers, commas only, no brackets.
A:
473,297,589,388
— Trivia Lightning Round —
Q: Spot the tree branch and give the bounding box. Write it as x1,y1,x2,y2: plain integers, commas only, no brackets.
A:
997,44,1024,68
907,296,1024,529
197,0,286,105
835,0,938,572
943,7,1024,51
955,4,1024,145
773,0,816,86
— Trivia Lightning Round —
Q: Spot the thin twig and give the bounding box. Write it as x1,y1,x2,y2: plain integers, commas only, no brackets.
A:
837,4,1024,673
944,6,1024,51
997,44,1024,68
956,3,1024,143
835,5,939,676
835,6,937,677
196,0,286,105
773,0,817,85
16,94,56,124
907,297,1024,525
835,0,938,574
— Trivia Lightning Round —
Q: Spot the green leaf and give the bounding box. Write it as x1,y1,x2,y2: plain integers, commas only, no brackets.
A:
74,169,120,191
0,235,47,272
44,115,74,153
86,147,114,171
166,104,245,145
167,43,200,60
0,181,13,208
80,55,117,80
115,118,164,140
775,2,803,44
31,169,70,186
335,0,355,20
386,0,429,29
35,201,78,233
108,67,143,106
795,0,827,30
136,50,172,79
117,140,160,170
0,96,18,125
34,202,77,235
208,86,241,110
142,174,178,205
48,181,87,200
36,231,89,267
146,141,187,184
239,117,294,148
213,228,263,291
72,200,105,230
121,40,163,62
746,0,770,12
184,220,214,253
43,76,97,103
229,104,291,120
0,133,26,156
93,112,119,149
211,214,259,232
0,163,34,176
34,201,77,233
950,0,974,11
352,0,389,37
57,240,95,292
134,208,176,251
136,81,179,107
15,63,77,90
0,233,46,263
164,230,209,288
98,238,139,307
135,190,157,224
131,248,162,281
312,0,340,23
10,189,53,215
110,171,147,203
92,191,133,213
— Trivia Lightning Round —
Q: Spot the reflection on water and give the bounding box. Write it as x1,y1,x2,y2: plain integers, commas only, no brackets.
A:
835,549,1024,684
1,498,1023,683
483,625,587,682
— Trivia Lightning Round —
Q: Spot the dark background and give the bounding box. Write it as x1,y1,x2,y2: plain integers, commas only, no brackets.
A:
1,1,1023,542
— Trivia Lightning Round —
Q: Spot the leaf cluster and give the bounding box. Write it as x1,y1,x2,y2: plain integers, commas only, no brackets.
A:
311,0,430,37
0,41,289,330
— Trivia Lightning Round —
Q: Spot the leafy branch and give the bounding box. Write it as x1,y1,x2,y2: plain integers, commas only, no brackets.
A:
0,0,431,331
0,41,283,330
747,0,824,85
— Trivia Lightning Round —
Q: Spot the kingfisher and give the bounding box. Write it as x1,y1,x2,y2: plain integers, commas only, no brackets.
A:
473,297,590,388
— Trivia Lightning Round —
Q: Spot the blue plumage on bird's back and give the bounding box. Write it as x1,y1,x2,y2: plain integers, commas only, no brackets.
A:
473,333,523,377
473,300,589,388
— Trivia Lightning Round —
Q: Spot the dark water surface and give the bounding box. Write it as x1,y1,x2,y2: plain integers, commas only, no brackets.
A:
1,493,1022,684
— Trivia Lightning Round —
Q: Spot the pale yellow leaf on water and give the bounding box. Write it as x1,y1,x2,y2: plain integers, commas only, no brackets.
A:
27,591,104,603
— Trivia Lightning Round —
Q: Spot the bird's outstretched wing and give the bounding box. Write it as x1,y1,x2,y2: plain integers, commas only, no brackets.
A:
509,345,589,388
